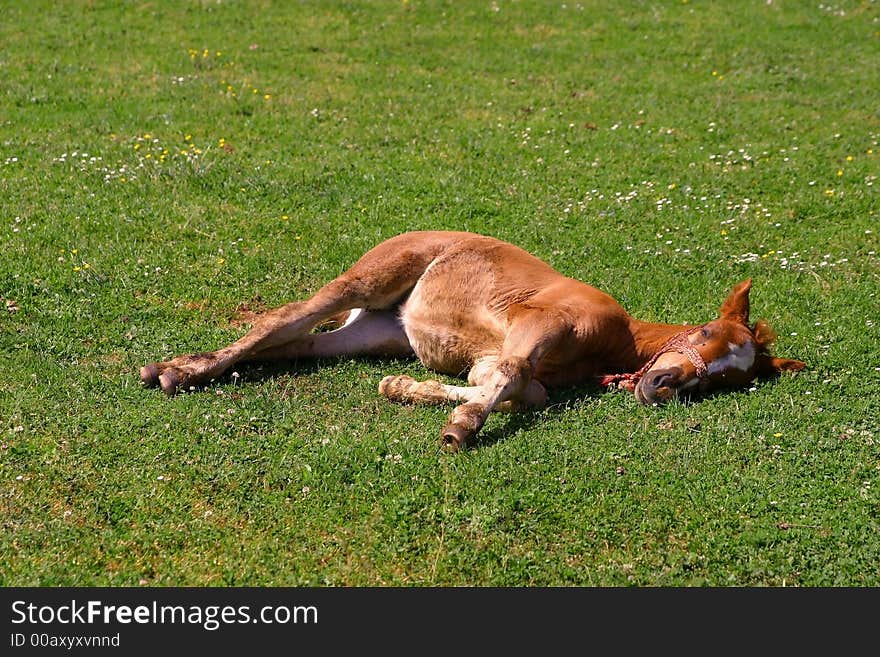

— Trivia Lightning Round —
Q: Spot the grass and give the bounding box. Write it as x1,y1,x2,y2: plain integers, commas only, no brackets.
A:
1,0,878,586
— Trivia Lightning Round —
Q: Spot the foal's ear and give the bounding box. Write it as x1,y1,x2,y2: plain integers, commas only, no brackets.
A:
720,278,752,324
755,354,806,378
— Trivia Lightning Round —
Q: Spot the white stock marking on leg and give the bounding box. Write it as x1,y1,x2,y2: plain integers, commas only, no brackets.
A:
708,341,755,376
442,384,480,402
341,307,364,328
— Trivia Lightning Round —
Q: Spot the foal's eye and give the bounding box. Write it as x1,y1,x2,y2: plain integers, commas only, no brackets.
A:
700,328,711,339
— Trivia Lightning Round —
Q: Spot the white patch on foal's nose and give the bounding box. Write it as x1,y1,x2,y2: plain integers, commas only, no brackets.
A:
708,341,755,375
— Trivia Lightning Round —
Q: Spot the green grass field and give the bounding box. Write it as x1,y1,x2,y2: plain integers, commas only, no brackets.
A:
1,0,878,586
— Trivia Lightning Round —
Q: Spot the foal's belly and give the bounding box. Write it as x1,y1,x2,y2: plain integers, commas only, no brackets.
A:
399,258,506,376
401,313,505,376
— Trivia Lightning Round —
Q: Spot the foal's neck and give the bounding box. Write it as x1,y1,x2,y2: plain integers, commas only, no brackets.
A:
627,318,693,367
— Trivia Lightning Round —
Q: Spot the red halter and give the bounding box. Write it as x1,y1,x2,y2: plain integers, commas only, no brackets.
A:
599,325,710,393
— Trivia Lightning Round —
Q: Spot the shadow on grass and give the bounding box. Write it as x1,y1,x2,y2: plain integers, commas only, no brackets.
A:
175,357,759,449
469,383,608,450
172,358,609,448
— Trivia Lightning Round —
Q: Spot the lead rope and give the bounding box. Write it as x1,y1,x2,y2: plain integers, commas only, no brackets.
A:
599,325,710,392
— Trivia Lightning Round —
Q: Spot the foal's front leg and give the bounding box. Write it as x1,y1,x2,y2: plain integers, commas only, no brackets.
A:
379,357,547,411
439,355,538,450
439,309,569,451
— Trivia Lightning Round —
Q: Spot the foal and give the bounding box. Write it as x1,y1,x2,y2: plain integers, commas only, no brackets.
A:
141,231,804,450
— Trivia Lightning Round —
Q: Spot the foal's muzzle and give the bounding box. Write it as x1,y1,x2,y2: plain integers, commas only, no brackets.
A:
635,366,684,405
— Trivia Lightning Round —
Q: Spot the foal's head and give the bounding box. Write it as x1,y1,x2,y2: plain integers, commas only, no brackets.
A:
635,279,805,405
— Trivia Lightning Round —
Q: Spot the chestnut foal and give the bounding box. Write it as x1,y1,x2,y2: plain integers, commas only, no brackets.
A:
141,231,804,450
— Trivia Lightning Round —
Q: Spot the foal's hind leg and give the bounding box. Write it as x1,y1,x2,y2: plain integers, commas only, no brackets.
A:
141,233,458,395
248,310,413,362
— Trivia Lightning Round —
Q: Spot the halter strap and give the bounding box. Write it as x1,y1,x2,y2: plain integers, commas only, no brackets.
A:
599,325,709,392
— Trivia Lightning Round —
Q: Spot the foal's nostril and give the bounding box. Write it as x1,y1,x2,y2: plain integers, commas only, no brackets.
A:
649,371,674,389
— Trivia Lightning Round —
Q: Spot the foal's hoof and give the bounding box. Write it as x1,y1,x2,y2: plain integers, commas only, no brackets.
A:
140,363,160,387
440,423,473,452
378,374,417,402
158,369,180,396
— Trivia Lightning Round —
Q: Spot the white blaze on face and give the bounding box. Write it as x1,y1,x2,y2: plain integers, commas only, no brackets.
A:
708,341,756,376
